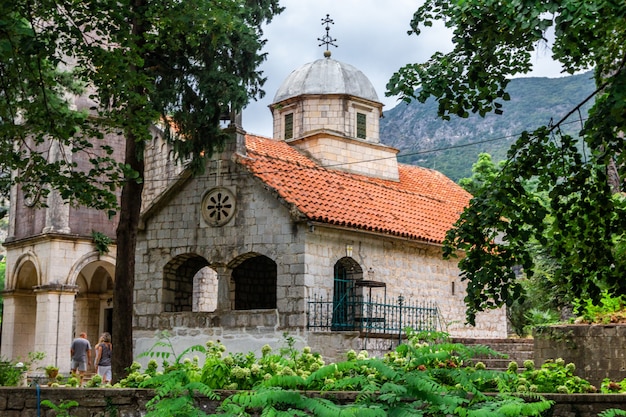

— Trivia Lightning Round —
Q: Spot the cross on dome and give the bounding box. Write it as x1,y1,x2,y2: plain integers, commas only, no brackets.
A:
317,14,337,58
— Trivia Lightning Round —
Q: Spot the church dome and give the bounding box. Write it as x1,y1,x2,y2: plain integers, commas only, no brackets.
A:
272,57,380,104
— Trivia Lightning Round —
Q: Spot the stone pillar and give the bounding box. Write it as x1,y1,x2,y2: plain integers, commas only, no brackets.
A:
214,265,232,312
0,291,37,362
33,285,78,372
1,294,17,359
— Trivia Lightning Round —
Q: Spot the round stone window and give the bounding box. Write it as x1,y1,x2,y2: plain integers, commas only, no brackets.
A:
201,187,236,226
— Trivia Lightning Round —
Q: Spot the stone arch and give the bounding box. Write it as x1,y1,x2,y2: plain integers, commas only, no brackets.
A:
10,252,41,290
332,257,364,330
66,251,116,286
3,253,40,360
229,253,277,310
162,253,211,312
69,252,116,342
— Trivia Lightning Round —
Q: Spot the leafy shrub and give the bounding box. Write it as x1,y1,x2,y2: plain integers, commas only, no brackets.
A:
0,351,45,386
0,359,24,386
601,377,626,393
503,358,596,394
573,291,626,324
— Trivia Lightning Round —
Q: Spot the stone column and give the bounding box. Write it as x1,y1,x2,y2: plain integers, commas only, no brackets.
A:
33,285,78,372
0,291,37,362
0,294,17,359
214,265,232,312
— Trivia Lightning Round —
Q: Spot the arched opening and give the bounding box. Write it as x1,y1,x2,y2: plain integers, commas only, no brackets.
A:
332,257,363,330
74,262,114,341
232,255,276,310
9,261,38,359
162,254,211,312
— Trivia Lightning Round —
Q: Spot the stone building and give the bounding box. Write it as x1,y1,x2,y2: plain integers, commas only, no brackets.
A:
133,54,506,360
1,51,506,371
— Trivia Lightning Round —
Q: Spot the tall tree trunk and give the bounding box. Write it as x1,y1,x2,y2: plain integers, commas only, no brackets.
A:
110,0,147,382
111,134,144,382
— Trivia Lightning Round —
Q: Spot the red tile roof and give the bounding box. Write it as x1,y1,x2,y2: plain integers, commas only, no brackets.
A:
238,134,471,244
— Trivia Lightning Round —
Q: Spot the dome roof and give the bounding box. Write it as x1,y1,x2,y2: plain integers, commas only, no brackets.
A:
273,57,380,104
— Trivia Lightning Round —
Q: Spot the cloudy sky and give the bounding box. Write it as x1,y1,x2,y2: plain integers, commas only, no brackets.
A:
242,0,565,137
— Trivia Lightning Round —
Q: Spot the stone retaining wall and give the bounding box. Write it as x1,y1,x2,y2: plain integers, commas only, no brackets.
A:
2,388,626,417
534,325,626,388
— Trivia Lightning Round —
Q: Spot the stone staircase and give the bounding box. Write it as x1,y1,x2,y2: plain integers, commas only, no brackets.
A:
452,337,535,371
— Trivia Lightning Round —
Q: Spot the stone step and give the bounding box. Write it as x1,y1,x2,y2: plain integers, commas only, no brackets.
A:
451,338,535,371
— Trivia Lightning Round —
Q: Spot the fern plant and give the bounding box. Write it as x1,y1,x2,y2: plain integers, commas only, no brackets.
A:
40,399,79,417
208,331,553,417
137,332,220,417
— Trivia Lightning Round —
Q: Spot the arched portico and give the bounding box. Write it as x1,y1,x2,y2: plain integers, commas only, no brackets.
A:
0,254,41,361
68,252,116,350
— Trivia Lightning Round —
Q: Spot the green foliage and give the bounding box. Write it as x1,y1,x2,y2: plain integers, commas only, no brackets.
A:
0,351,45,386
601,377,626,394
66,376,80,388
599,410,626,417
502,358,596,394
0,359,25,387
391,0,626,325
85,374,103,388
40,399,79,417
0,10,122,212
91,231,112,255
573,291,626,324
130,332,218,417
4,0,283,379
202,331,551,417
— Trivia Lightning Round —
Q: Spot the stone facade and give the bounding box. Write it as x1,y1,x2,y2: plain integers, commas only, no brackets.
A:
132,124,506,363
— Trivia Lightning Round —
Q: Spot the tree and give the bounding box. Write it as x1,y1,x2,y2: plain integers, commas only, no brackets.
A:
2,0,283,379
387,0,626,325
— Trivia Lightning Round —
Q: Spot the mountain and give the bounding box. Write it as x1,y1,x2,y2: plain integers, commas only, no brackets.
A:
380,71,596,182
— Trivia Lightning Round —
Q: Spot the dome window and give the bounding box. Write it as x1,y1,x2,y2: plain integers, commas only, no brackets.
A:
356,112,366,139
284,113,294,140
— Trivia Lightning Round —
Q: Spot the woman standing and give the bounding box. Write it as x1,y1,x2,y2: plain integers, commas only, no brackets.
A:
94,332,113,384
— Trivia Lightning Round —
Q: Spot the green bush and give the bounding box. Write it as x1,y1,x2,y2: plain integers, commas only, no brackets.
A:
0,351,45,386
0,359,25,386
122,331,554,417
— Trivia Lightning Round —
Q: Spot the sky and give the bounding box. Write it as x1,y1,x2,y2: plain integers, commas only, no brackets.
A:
241,0,566,138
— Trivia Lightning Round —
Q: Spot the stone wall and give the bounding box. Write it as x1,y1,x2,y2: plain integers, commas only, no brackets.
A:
271,95,382,143
534,325,626,388
2,388,625,417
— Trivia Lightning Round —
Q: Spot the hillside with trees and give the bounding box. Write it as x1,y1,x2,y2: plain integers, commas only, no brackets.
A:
380,71,595,181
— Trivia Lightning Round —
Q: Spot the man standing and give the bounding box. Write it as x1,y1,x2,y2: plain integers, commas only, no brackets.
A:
70,332,92,385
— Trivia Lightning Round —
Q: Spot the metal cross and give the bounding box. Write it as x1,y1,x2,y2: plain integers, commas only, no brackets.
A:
317,14,337,55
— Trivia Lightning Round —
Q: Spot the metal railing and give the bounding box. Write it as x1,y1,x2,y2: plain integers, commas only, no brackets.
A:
307,294,441,338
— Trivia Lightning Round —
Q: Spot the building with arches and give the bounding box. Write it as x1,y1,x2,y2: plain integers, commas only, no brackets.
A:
1,49,506,370
132,52,506,361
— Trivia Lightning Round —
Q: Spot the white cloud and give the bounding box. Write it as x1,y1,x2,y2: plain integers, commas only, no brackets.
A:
242,0,564,137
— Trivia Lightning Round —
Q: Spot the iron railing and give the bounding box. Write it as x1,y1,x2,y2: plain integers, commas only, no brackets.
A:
306,294,441,338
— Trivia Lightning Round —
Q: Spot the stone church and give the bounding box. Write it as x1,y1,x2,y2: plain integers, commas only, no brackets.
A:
1,49,506,372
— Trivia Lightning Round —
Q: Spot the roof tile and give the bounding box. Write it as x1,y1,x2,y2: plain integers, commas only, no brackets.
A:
239,134,471,244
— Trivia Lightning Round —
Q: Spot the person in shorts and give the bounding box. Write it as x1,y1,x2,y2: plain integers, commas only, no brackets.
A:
70,332,92,385
94,332,113,384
